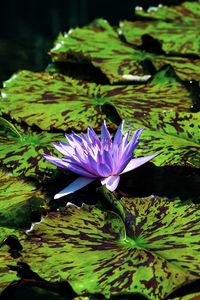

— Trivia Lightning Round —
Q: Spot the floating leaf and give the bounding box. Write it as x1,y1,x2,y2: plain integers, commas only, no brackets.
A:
0,124,64,178
0,246,19,294
125,111,200,168
0,69,193,132
49,19,200,82
0,71,110,131
0,170,46,232
119,2,200,56
19,196,200,299
170,292,200,300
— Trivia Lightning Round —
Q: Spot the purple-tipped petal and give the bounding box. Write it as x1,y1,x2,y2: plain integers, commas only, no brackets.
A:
103,150,114,173
119,128,144,162
100,175,120,192
97,163,112,177
101,120,111,149
53,143,74,157
120,153,159,175
119,130,130,153
43,154,96,178
113,120,124,145
88,126,101,147
54,177,95,199
65,133,76,147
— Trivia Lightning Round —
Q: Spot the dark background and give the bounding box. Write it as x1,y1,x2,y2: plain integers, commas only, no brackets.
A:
0,0,189,83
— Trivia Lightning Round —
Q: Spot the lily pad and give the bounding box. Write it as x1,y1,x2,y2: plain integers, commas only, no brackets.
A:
19,196,200,299
0,69,193,133
0,71,110,131
125,111,200,168
0,170,46,232
0,123,64,178
0,246,19,294
49,19,200,82
171,292,200,300
119,2,200,56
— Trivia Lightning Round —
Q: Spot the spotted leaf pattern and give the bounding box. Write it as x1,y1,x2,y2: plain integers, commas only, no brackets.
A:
0,69,193,132
19,196,200,299
50,19,200,82
125,111,200,168
0,170,46,232
0,124,64,178
120,2,200,56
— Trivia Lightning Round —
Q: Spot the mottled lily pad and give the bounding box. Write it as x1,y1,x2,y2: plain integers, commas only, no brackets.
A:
0,123,64,178
125,111,200,168
0,170,46,232
0,71,110,131
119,2,200,56
49,19,200,82
19,196,200,299
171,292,200,300
0,246,19,294
0,69,193,132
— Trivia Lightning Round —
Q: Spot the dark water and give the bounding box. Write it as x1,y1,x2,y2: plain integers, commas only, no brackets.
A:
0,0,188,84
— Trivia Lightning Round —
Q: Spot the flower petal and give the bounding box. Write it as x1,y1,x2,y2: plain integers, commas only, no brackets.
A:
113,120,124,145
54,177,95,199
88,126,101,148
43,155,96,178
101,120,111,150
100,175,120,192
120,153,159,174
119,128,144,165
53,142,74,157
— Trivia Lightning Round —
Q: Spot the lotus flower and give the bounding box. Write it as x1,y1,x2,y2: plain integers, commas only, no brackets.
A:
44,121,158,199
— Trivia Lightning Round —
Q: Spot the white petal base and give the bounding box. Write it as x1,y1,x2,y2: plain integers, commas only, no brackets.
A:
54,177,95,199
100,175,120,192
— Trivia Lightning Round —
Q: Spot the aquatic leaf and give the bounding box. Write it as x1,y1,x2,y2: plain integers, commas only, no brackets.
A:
125,111,200,168
1,69,193,132
0,246,19,294
120,2,200,56
20,196,200,299
0,170,46,232
0,71,110,131
0,124,64,178
170,292,200,300
50,19,200,82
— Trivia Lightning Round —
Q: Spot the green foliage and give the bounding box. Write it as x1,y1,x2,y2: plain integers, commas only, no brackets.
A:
120,2,200,55
18,196,200,299
0,71,110,131
0,123,64,178
50,19,200,83
0,2,200,298
0,246,19,294
0,170,46,232
125,111,200,168
170,292,200,300
0,68,193,132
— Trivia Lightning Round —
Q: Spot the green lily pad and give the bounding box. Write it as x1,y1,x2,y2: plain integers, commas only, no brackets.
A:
119,2,200,56
0,69,193,133
0,170,46,232
19,196,200,299
0,246,19,294
0,123,64,178
0,71,110,131
171,292,200,300
49,19,200,82
125,111,200,168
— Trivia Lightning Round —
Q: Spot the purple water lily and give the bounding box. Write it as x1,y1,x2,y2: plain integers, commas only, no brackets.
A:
44,121,158,199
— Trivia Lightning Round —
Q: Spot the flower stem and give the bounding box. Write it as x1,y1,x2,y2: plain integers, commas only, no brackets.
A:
98,185,126,222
